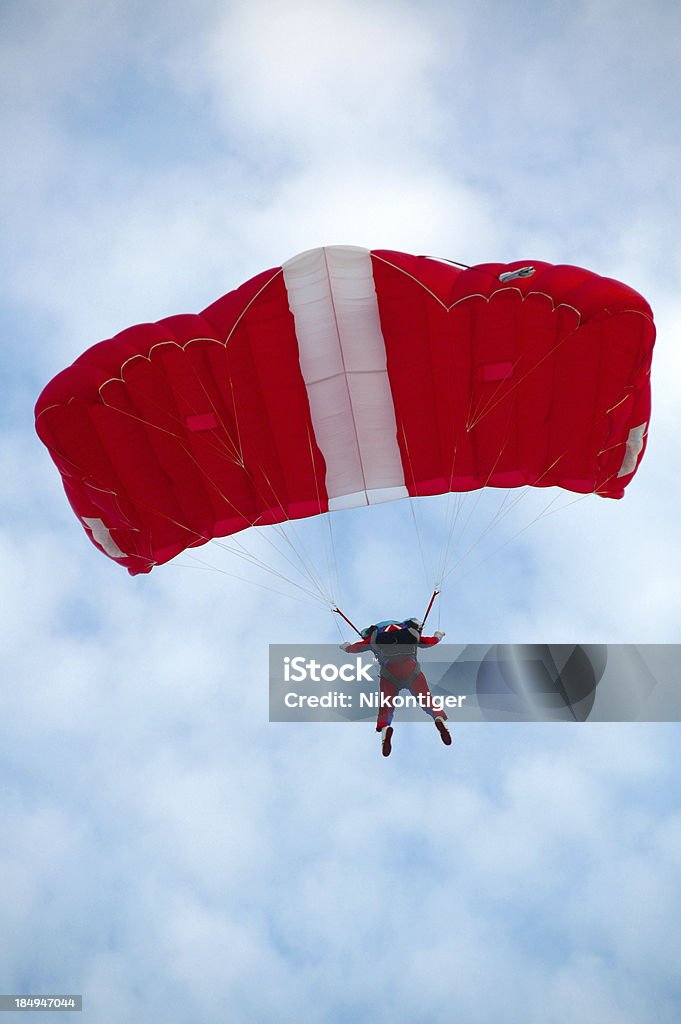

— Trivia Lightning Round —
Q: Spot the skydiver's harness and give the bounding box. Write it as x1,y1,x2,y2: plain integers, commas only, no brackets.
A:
366,623,423,690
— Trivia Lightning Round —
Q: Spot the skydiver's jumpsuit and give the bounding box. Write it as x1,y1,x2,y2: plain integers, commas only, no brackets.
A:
344,633,446,731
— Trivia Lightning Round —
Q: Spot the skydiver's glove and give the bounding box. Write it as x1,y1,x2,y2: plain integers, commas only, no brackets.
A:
434,631,446,640
339,642,351,652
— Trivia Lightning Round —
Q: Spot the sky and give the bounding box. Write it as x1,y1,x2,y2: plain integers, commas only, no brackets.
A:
2,0,681,1020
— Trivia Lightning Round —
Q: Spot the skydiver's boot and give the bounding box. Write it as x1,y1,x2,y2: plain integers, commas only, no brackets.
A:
434,718,452,746
381,726,394,757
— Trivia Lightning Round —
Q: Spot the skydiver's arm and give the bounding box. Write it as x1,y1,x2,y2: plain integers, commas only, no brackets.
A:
340,638,371,654
418,632,446,647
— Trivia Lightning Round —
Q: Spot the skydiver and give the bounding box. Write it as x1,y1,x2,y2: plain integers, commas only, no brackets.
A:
340,618,451,757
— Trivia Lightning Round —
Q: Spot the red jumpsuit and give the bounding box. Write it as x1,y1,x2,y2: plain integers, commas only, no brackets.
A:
345,634,445,731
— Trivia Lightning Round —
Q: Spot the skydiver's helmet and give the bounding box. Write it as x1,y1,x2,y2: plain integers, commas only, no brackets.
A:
361,619,422,646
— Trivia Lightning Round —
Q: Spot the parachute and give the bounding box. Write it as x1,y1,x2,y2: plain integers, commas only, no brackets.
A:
35,245,655,579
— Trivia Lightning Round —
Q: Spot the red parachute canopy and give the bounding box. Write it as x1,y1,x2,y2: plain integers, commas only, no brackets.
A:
35,246,655,575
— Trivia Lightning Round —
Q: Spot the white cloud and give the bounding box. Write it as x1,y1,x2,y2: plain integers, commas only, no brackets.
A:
173,0,449,162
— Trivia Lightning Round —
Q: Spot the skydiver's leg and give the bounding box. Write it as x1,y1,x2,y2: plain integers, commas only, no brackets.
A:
381,725,394,757
434,718,452,745
409,673,452,746
409,673,447,722
377,676,398,757
376,677,399,731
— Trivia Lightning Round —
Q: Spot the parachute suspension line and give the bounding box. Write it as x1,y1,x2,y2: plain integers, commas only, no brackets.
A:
301,397,349,635
189,364,338,608
68,451,332,605
434,492,457,590
442,490,585,590
226,374,245,466
269,520,335,606
441,370,635,587
437,449,572,589
137,491,331,605
408,499,433,591
397,396,530,606
97,356,335,608
94,392,336,605
214,367,334,604
439,454,609,590
466,319,584,431
183,350,246,466
435,448,462,589
435,440,482,592
160,285,326,603
527,490,595,521
260,459,338,604
439,364,570,590
189,416,335,607
174,554,328,608
208,536,331,605
325,512,342,613
435,432,513,588
436,414,560,592
398,420,436,592
228,396,337,606
438,425,629,591
438,306,645,589
329,608,347,642
194,441,335,603
225,384,317,589
435,438,477,593
438,489,546,588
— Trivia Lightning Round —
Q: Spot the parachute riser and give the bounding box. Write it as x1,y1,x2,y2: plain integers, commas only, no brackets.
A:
333,606,363,638
335,589,440,639
420,589,440,631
